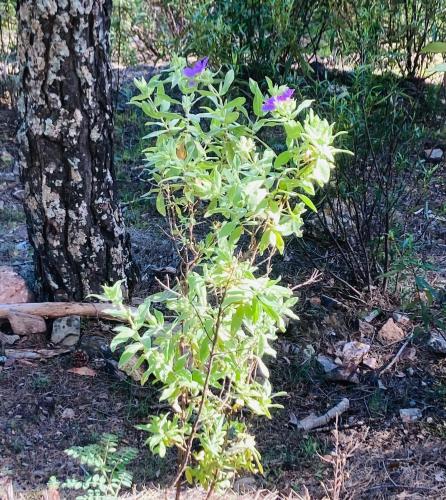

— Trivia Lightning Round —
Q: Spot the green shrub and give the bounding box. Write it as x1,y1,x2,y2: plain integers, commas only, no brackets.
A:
111,0,192,65
328,0,446,77
294,68,431,291
178,0,327,80
95,58,343,495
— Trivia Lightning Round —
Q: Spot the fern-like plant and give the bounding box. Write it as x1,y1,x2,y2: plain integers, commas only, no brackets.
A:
51,433,137,499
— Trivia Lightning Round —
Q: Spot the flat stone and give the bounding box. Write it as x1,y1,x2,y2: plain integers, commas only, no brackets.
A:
7,312,47,335
316,354,338,373
392,312,411,326
427,330,446,354
359,320,375,337
362,356,378,369
0,332,19,345
342,341,370,363
61,408,75,419
0,266,33,303
51,316,81,347
424,148,443,162
378,318,405,344
400,408,422,423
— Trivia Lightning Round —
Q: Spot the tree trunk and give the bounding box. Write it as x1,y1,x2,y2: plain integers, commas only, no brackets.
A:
16,0,136,301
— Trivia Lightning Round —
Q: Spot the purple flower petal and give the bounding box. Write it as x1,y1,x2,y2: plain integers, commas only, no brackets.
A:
183,57,209,79
183,66,197,78
196,57,209,72
262,97,276,112
277,87,295,101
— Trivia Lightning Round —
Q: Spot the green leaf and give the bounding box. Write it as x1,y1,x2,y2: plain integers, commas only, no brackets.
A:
284,121,303,140
119,343,142,366
274,151,292,168
312,158,331,185
273,230,284,254
228,225,243,245
227,97,246,108
297,193,317,212
218,221,238,240
296,99,313,115
249,78,264,117
259,229,272,253
421,41,446,53
221,69,235,95
156,191,166,216
110,326,137,351
231,306,244,334
198,336,210,363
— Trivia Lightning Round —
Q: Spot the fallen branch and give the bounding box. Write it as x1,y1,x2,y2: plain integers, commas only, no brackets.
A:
5,347,71,360
0,302,136,323
379,330,414,376
294,398,350,431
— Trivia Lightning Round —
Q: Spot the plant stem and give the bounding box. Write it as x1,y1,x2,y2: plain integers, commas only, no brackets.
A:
172,280,231,495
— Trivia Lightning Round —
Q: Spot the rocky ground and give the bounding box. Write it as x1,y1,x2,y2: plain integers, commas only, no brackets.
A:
1,72,446,499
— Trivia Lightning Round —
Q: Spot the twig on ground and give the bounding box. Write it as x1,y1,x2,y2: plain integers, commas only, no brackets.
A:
290,269,323,290
293,398,350,431
379,330,414,376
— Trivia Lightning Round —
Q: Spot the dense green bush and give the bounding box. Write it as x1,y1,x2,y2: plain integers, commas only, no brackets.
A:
178,0,328,79
109,0,446,79
328,0,446,78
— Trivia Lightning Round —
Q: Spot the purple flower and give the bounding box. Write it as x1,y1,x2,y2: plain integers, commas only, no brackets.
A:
261,87,295,112
276,87,295,101
183,57,209,79
262,96,276,112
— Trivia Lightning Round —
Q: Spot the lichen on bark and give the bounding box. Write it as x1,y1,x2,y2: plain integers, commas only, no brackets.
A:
17,0,136,301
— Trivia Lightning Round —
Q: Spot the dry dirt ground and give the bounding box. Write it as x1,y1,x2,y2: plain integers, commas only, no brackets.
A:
1,79,446,500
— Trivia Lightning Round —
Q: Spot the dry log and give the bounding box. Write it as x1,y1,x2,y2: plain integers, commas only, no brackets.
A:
5,347,71,360
0,302,135,323
295,398,350,431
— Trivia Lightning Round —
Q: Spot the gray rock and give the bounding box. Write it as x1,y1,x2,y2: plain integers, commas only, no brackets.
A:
342,341,370,363
51,316,81,347
15,241,29,252
0,172,16,182
400,408,422,423
424,148,443,162
316,354,338,373
428,330,446,354
392,312,410,326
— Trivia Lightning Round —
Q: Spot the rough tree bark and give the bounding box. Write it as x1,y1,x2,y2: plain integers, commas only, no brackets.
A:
16,0,136,301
